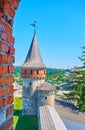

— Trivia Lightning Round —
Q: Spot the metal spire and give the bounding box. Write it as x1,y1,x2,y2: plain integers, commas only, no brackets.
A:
22,22,46,69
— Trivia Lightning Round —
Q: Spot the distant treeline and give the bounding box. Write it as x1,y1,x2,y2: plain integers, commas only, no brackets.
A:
14,66,70,76
46,68,70,76
14,66,21,75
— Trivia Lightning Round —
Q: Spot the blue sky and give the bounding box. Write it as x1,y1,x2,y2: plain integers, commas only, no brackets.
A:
13,0,85,68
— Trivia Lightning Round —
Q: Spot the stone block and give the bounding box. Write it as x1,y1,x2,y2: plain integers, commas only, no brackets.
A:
8,65,14,73
8,0,19,10
9,46,15,54
1,32,15,44
0,21,12,34
0,117,13,130
0,42,8,53
6,105,13,117
0,108,6,127
7,85,14,95
0,66,8,75
0,88,7,98
0,76,14,86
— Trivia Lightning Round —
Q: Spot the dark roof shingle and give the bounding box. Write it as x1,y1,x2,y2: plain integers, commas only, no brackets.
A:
22,32,46,69
37,82,54,91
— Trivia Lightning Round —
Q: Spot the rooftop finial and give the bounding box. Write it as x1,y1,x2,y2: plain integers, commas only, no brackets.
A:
30,21,37,34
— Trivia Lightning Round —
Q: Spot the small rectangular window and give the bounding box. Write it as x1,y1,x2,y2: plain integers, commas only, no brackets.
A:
30,82,32,85
37,70,39,74
30,70,33,74
25,70,26,74
45,97,47,100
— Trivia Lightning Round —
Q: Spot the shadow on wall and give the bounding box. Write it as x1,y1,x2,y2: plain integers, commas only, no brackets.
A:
55,99,77,110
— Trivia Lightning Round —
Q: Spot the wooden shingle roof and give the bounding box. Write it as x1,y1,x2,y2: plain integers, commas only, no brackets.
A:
37,82,54,91
22,32,46,69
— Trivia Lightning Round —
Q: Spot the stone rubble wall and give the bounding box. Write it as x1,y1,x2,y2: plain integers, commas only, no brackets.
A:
22,78,45,115
38,91,54,108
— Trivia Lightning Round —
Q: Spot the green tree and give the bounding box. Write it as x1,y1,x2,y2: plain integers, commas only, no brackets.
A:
65,46,85,112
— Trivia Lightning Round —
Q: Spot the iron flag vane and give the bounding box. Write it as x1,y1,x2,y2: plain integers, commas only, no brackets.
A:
30,21,37,33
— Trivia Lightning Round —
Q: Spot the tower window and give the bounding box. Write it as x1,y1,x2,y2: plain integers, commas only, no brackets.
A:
25,70,26,74
37,70,39,74
45,97,47,100
30,82,32,85
30,70,33,74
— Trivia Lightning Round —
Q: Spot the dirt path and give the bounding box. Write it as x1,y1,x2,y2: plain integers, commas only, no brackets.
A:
55,97,85,124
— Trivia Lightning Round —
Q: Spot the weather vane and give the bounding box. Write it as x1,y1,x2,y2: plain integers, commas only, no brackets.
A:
30,21,37,33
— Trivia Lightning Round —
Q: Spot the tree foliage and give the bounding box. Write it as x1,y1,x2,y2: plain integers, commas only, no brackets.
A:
65,46,85,112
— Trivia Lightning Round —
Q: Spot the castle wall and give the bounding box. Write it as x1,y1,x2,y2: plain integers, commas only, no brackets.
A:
37,91,54,108
22,78,45,115
0,1,20,129
22,68,46,79
38,105,67,130
45,94,54,107
0,1,67,130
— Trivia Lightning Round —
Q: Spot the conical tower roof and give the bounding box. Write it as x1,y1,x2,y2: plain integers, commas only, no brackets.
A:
22,31,46,69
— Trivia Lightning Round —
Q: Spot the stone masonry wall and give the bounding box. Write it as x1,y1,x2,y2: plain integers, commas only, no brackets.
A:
22,78,45,115
37,91,54,107
0,0,20,129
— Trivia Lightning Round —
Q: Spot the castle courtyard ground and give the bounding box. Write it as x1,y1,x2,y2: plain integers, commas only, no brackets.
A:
55,97,85,124
14,84,85,124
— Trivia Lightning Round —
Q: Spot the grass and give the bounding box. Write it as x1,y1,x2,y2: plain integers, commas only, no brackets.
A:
13,97,38,130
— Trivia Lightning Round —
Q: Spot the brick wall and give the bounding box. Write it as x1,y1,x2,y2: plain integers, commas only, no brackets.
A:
0,0,20,129
22,68,46,79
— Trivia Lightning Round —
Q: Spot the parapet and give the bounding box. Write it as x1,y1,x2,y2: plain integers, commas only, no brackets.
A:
38,105,67,130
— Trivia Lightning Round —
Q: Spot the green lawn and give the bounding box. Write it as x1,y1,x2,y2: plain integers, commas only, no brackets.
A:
13,97,38,130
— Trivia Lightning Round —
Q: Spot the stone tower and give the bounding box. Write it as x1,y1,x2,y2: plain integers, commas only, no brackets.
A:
21,31,46,115
37,82,54,108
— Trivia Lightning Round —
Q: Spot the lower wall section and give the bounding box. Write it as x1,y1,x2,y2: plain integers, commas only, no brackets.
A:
0,108,6,126
0,103,14,130
22,97,37,115
0,117,13,130
22,78,45,115
38,105,67,130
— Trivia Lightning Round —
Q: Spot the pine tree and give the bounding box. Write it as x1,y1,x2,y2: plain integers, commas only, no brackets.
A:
65,46,85,112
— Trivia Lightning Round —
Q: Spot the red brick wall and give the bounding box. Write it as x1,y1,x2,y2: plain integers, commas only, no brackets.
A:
0,0,20,129
22,68,46,79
